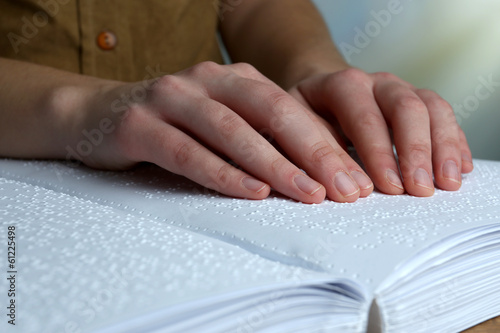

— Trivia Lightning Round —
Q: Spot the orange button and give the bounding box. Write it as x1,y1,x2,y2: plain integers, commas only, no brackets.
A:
96,31,117,51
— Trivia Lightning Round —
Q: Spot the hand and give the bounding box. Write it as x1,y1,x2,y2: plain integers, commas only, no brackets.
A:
288,68,474,197
73,62,375,204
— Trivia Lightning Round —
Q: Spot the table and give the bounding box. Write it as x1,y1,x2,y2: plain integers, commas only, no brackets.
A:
465,316,500,332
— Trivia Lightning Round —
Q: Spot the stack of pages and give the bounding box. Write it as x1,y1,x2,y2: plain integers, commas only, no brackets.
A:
0,158,499,333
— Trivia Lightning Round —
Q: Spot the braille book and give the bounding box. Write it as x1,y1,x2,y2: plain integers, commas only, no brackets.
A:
0,158,499,333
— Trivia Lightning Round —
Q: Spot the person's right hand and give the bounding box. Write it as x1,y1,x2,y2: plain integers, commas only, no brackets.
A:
75,62,372,204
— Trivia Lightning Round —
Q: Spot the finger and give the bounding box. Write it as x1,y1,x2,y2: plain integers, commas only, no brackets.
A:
331,144,374,198
231,63,350,153
229,62,351,151
416,89,462,191
208,74,361,202
167,96,327,204
458,127,474,173
304,112,374,198
225,62,270,82
125,112,271,200
288,86,348,151
289,90,373,197
296,70,403,195
375,81,435,197
229,63,370,195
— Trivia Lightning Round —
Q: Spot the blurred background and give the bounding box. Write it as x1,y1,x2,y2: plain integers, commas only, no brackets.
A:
313,0,500,161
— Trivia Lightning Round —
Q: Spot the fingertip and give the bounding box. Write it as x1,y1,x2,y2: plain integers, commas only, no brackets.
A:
327,171,361,203
241,177,271,199
350,170,374,198
461,153,474,173
359,185,374,198
405,168,435,197
253,184,272,200
462,161,474,174
437,160,462,191
307,185,327,204
458,128,473,173
405,185,435,197
383,169,405,195
434,170,462,192
341,191,361,203
435,179,461,192
293,174,326,204
327,190,360,203
371,169,405,195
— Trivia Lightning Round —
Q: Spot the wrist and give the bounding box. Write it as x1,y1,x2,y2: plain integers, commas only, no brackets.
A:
282,53,351,90
47,79,123,161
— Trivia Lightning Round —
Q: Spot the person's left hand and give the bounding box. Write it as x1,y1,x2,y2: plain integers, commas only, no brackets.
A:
287,68,474,197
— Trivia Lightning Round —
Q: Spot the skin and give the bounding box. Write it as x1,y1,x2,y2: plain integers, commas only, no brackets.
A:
0,0,473,204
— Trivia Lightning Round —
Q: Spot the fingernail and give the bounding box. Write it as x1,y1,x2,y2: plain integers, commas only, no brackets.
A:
443,160,461,184
414,168,434,189
462,152,472,164
350,171,373,190
294,174,322,196
386,169,404,190
334,172,359,197
242,177,267,193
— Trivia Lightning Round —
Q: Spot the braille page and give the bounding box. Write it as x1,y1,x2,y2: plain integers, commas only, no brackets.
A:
0,176,364,333
1,159,499,294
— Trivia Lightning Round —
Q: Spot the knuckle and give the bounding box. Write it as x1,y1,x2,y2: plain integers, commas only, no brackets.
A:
172,141,199,168
394,95,427,114
154,75,186,95
270,156,290,175
408,142,431,154
213,163,233,188
441,137,461,150
190,61,223,77
310,140,336,164
334,149,352,163
355,110,385,130
433,132,460,150
266,90,296,116
374,71,399,81
398,148,429,173
416,88,435,97
424,94,453,113
338,68,369,82
233,62,258,75
368,146,396,161
118,109,139,138
406,143,432,162
325,68,370,92
216,112,244,141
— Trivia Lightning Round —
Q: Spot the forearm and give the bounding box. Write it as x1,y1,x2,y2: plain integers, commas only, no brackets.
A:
219,0,349,89
0,58,116,159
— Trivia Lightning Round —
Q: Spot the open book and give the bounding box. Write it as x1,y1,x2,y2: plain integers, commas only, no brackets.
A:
1,158,499,333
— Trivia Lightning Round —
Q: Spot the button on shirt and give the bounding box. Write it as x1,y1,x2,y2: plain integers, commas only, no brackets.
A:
97,31,117,51
0,0,223,82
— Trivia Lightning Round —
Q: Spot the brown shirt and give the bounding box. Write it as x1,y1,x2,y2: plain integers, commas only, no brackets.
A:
0,0,223,81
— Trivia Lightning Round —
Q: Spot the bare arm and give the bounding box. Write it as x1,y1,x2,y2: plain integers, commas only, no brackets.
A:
0,58,115,159
219,0,345,89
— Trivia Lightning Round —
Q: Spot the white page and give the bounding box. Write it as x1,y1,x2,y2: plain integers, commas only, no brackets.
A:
1,159,499,291
0,176,362,333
